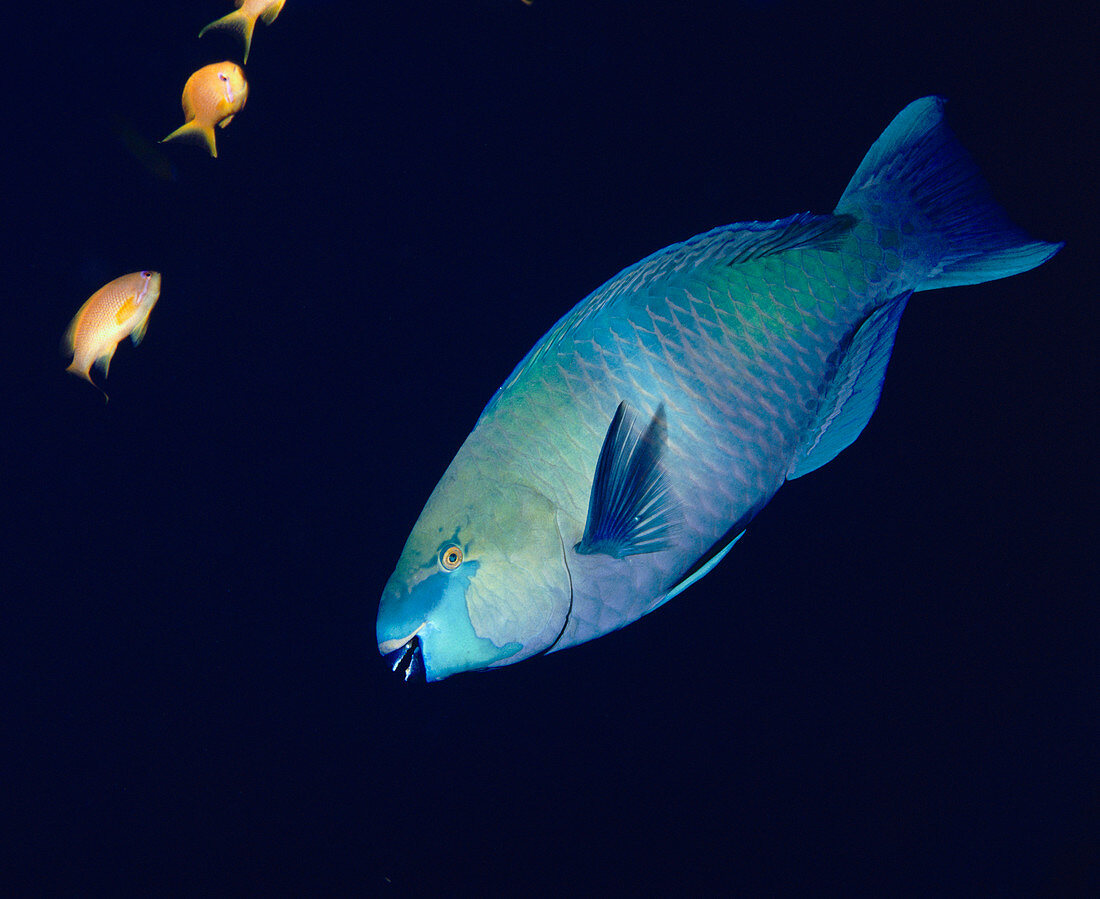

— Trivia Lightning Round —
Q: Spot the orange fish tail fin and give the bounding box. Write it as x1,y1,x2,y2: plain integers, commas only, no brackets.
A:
65,360,109,402
161,120,218,157
261,1,286,26
198,10,257,63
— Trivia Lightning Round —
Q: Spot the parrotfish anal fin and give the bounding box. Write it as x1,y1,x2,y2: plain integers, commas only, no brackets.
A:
787,291,912,480
656,522,750,610
575,402,680,558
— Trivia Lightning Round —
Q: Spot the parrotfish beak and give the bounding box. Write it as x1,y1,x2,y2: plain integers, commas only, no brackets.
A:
376,563,523,683
383,634,425,683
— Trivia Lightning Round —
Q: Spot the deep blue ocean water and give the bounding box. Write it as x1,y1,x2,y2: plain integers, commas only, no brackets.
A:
5,0,1096,892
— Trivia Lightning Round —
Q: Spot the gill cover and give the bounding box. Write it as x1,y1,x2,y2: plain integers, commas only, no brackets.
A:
377,475,572,681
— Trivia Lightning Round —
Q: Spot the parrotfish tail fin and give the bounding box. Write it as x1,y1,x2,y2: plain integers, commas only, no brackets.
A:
161,120,218,158
198,10,256,63
836,96,1062,291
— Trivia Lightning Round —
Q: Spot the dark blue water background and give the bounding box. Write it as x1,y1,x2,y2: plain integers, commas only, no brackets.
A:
5,0,1095,892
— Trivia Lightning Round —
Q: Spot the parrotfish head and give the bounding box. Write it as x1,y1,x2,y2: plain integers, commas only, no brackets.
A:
377,460,572,682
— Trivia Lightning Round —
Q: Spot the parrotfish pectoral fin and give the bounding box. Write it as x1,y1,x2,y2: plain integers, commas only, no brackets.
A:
837,96,1062,289
787,291,912,479
575,402,680,558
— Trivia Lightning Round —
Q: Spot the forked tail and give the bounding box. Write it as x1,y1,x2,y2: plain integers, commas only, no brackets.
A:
836,96,1062,291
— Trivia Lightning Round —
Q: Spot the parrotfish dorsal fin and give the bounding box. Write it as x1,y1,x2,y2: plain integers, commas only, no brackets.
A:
575,402,680,558
787,290,912,480
716,211,855,266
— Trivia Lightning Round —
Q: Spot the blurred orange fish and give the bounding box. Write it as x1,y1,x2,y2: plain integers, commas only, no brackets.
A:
199,0,286,64
161,62,248,158
63,271,162,400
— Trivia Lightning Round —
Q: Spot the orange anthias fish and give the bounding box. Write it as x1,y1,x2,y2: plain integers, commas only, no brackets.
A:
161,62,248,158
199,0,286,64
63,271,162,400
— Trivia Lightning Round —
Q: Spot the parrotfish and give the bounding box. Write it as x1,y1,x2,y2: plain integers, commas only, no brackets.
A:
161,62,248,158
377,97,1062,682
199,0,286,64
63,270,162,400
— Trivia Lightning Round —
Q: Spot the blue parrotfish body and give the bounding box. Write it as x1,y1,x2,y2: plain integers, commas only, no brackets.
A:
377,97,1062,682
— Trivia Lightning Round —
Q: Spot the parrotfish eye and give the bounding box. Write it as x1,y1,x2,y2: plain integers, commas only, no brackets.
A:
141,271,151,278
439,544,463,571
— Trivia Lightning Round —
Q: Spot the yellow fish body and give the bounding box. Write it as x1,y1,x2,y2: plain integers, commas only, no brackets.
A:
199,0,286,64
63,271,162,400
161,62,248,158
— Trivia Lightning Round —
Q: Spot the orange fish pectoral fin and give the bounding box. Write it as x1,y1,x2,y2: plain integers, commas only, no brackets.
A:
130,310,153,346
218,114,236,129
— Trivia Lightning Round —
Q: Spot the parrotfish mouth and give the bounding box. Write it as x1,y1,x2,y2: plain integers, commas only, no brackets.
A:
385,635,424,683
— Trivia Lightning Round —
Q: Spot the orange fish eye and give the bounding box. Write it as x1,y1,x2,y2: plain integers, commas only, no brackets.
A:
439,545,463,571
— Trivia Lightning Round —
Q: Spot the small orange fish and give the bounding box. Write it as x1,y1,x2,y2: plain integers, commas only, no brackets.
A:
63,271,162,400
161,62,248,158
199,0,286,64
